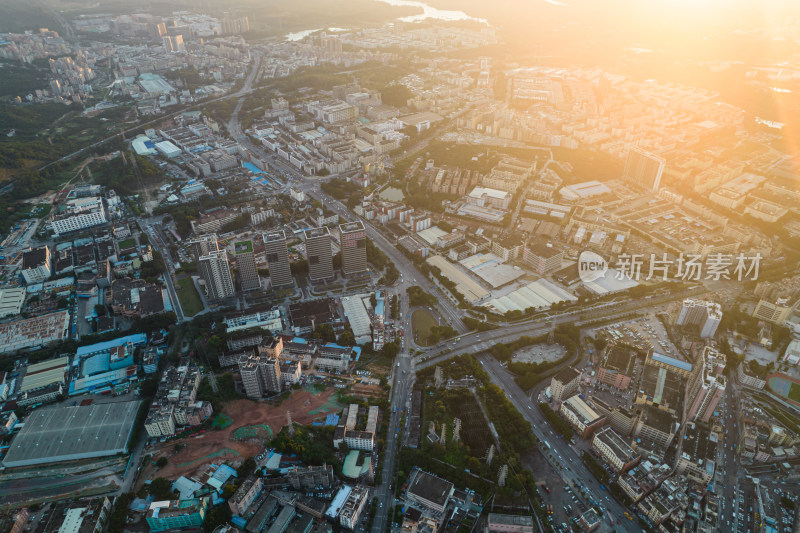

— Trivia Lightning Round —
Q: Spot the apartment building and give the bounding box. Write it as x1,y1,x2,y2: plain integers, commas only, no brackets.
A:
198,250,235,301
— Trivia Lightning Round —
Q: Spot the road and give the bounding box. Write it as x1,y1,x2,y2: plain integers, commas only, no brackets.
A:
232,128,469,334
414,286,706,371
38,53,263,172
371,292,415,533
479,355,639,533
138,218,184,321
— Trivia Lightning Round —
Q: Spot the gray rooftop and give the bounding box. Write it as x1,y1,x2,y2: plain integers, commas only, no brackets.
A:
3,400,141,468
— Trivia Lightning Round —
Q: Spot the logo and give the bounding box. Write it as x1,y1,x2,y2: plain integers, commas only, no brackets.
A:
578,251,608,283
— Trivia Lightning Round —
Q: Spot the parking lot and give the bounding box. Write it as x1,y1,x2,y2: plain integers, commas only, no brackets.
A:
593,313,680,356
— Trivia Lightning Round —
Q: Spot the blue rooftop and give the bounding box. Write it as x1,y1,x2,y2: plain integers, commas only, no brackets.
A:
75,333,147,360
651,352,692,372
243,162,264,174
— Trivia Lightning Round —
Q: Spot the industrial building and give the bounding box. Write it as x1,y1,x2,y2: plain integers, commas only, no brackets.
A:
596,344,637,390
19,356,69,394
21,246,52,284
0,287,26,318
560,394,606,439
591,426,640,473
2,400,141,468
522,242,563,274
146,499,207,532
48,197,108,236
340,295,373,345
0,310,71,354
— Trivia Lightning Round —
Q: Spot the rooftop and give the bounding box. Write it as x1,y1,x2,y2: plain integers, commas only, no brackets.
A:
553,366,581,385
22,246,48,270
234,240,254,254
407,470,454,507
563,395,603,424
3,400,140,468
340,221,365,233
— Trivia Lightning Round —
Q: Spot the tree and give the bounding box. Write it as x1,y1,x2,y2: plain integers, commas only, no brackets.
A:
148,477,174,500
156,456,168,468
313,323,336,343
337,329,356,346
237,456,256,478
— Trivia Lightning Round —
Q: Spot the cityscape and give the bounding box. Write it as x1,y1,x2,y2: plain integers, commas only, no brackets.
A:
0,0,799,533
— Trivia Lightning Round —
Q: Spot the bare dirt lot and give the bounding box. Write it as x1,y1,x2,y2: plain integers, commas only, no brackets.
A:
143,387,344,482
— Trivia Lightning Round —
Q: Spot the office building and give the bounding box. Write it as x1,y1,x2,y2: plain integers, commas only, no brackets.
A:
550,367,581,403
264,230,294,288
339,221,368,276
21,246,52,284
305,227,334,282
676,299,722,338
405,469,454,519
235,240,260,291
198,250,235,301
623,146,665,192
685,346,726,423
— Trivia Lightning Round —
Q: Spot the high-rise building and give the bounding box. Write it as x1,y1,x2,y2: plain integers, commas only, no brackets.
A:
685,346,726,423
189,234,219,260
197,250,235,301
304,227,334,282
238,353,282,398
676,299,722,338
221,16,250,34
263,230,294,289
623,146,665,192
339,221,368,276
162,34,185,53
234,240,260,291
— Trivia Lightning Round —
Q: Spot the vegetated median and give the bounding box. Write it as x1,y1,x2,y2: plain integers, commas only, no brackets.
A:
538,403,574,441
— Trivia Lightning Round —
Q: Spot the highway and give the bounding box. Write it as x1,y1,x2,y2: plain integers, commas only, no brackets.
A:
415,286,707,371
479,355,640,533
